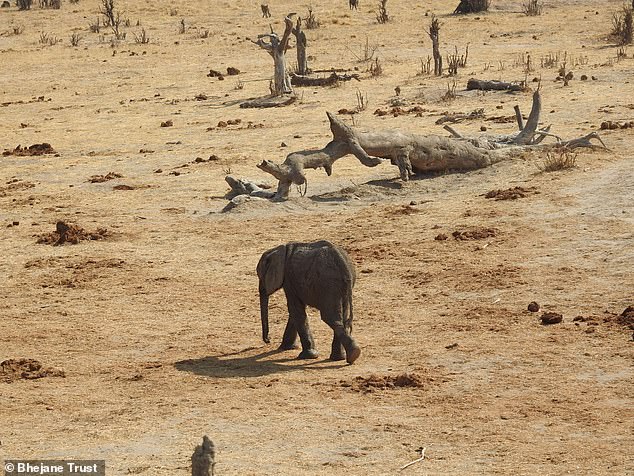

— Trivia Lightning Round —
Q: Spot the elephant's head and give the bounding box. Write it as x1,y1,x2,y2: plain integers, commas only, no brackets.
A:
256,245,287,344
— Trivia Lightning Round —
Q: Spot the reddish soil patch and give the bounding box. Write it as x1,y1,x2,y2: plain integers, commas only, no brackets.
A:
452,228,497,240
2,143,56,156
1,359,65,383
36,221,109,246
88,172,123,183
343,373,429,392
483,186,538,201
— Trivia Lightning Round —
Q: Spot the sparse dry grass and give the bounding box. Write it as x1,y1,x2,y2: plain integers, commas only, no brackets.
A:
540,150,578,172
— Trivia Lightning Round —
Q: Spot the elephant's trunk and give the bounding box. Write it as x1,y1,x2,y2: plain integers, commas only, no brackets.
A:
260,292,270,344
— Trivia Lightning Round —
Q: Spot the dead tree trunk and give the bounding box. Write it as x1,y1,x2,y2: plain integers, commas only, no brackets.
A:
292,17,309,75
192,436,215,476
428,16,442,76
254,90,606,200
252,14,295,96
466,78,523,91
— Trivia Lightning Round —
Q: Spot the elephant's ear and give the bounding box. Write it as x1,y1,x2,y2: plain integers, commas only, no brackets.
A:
257,245,286,295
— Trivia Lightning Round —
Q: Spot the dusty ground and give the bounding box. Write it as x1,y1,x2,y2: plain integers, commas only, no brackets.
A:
1,0,633,474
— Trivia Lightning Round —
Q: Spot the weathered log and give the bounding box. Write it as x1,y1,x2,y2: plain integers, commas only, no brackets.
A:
467,78,523,91
192,436,215,476
240,95,296,108
258,112,495,199
290,72,360,87
225,175,275,199
435,108,484,124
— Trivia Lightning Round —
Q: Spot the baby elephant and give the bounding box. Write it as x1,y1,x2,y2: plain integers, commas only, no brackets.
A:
257,240,361,364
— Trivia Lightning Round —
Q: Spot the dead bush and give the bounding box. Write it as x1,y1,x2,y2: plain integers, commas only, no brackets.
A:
611,6,633,45
539,151,577,172
523,0,543,16
134,28,149,44
304,6,320,29
69,32,81,46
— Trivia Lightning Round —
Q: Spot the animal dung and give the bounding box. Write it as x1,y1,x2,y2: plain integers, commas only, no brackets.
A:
541,312,563,325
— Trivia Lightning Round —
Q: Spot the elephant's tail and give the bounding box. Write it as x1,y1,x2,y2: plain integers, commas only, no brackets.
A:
343,286,354,333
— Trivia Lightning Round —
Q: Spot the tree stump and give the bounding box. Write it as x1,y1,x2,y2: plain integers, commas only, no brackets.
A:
192,436,216,476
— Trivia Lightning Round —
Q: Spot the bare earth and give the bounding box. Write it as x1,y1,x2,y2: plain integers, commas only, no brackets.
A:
1,0,633,474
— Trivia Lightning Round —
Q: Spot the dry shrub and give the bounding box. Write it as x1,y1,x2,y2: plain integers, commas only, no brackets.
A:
454,0,490,14
523,0,543,16
369,57,383,77
611,6,633,45
17,0,33,9
539,150,577,172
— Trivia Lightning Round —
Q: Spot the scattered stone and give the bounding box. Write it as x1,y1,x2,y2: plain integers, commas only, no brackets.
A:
2,143,56,157
207,69,225,80
581,74,588,81
445,343,459,349
154,169,163,173
483,186,538,201
160,120,173,127
226,66,240,75
541,312,563,325
88,172,123,183
139,149,155,154
452,228,497,240
1,359,65,383
195,94,208,101
36,221,109,246
434,233,448,241
600,121,634,130
112,184,135,190
616,306,634,330
528,301,540,312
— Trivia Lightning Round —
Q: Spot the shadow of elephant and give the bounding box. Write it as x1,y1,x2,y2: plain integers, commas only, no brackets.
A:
174,347,348,379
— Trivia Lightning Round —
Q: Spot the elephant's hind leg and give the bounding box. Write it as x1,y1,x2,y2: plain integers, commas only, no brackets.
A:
321,310,361,364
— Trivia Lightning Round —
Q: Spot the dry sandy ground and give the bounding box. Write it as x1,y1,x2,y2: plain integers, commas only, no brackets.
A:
1,0,633,474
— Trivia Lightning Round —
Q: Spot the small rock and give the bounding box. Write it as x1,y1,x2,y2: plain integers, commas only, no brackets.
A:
434,233,448,241
480,125,487,132
580,74,588,81
541,312,563,325
528,301,540,312
280,142,287,148
160,120,173,127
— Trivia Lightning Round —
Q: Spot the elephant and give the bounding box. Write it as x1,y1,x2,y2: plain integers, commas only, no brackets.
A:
256,240,361,364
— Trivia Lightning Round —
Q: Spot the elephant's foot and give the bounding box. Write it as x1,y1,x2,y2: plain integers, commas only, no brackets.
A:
278,342,300,351
346,346,361,364
328,351,346,362
297,348,319,360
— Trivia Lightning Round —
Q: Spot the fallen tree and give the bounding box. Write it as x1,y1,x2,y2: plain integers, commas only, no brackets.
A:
248,89,606,200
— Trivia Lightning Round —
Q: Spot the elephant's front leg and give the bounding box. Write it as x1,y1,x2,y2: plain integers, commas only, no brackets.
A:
279,318,299,350
287,299,318,359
